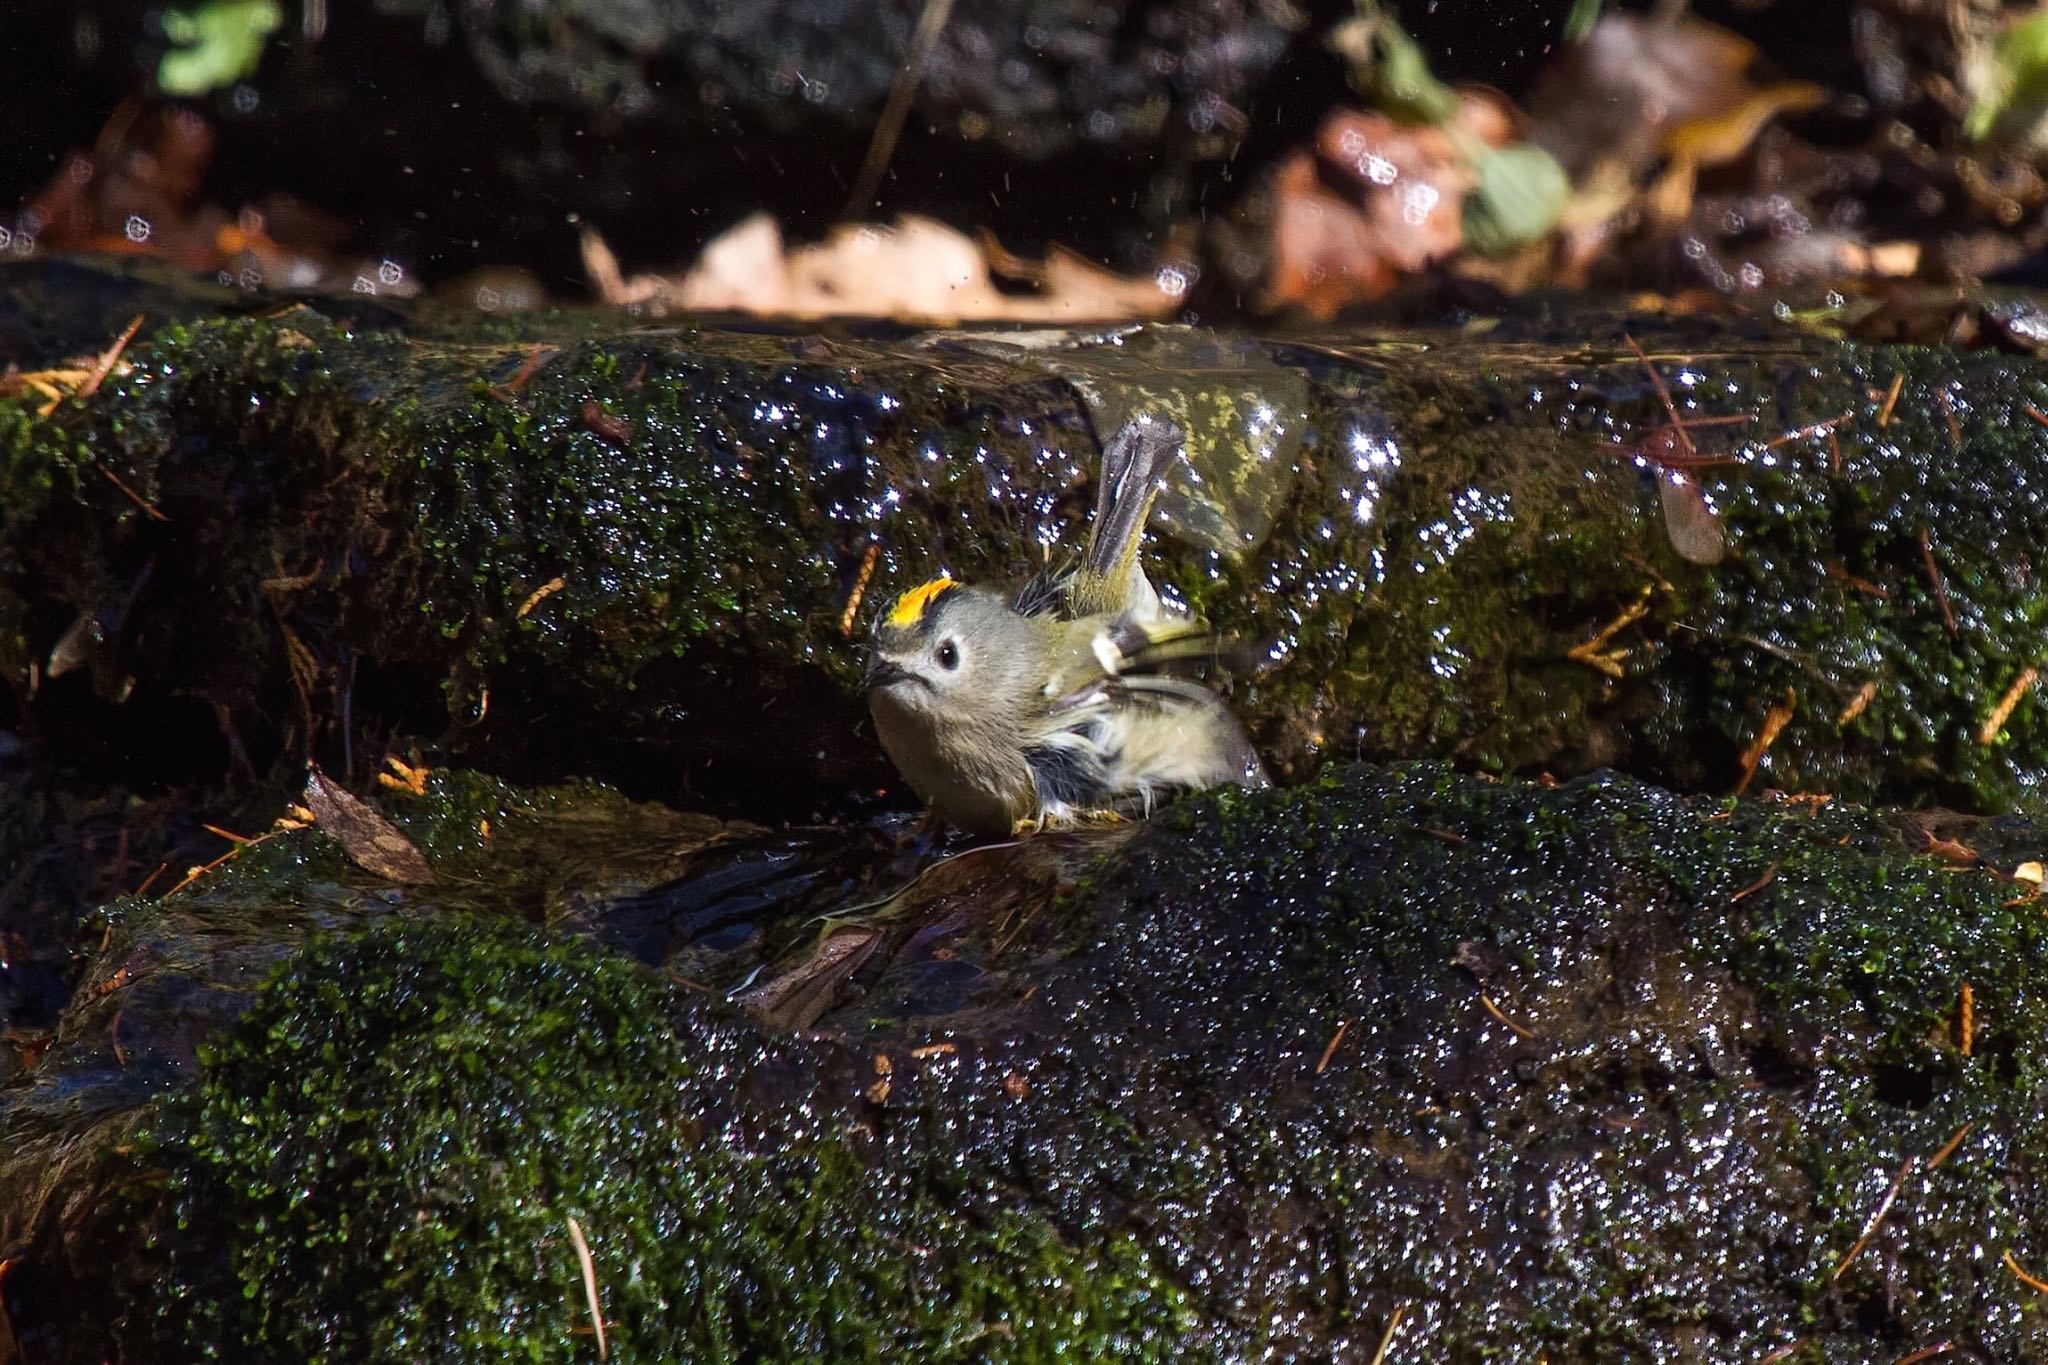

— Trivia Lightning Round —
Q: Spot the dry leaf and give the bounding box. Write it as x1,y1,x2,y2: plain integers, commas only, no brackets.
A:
303,763,437,883
1262,98,1518,318
735,925,882,1031
1530,15,1802,179
1916,832,1982,866
584,214,1179,324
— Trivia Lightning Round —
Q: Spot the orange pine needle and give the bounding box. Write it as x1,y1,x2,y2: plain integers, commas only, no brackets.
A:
1480,994,1536,1039
1730,861,1782,903
77,314,144,400
1830,1157,1916,1280
1927,1122,1973,1170
1315,1019,1351,1075
1877,371,1904,427
1736,693,1797,795
1918,527,1958,637
1368,1303,1408,1365
840,543,881,636
1836,680,1878,728
1978,666,2039,746
2005,1249,2048,1294
516,576,566,619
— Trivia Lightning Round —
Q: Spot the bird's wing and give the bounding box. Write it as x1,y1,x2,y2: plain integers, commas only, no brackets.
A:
1069,415,1185,619
1038,613,1250,707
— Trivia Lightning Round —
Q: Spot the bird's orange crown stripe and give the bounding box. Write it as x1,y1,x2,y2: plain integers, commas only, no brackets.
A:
886,576,956,629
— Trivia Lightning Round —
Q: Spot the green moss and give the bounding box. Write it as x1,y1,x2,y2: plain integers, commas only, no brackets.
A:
9,287,2048,815
22,756,2048,1360
135,916,1191,1362
1020,764,2048,1357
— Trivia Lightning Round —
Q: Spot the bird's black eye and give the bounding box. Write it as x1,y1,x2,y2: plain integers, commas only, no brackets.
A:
937,639,961,670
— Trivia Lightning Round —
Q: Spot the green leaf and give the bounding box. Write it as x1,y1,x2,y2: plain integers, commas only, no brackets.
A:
1329,2,1460,126
158,0,282,97
1564,0,1605,45
1966,10,2048,141
1461,143,1571,255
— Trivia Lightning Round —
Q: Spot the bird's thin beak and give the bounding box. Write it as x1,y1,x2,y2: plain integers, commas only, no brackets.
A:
864,656,916,689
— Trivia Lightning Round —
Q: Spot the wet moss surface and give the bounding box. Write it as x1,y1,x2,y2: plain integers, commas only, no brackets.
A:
9,763,2048,1360
10,260,2048,1361
137,917,1190,1363
5,261,2048,830
998,763,2048,1358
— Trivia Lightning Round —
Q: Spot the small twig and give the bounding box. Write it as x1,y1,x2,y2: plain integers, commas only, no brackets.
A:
1761,411,1853,451
162,828,285,898
1918,526,1958,637
1567,586,1653,679
2025,403,2048,430
1759,1340,1809,1364
1824,563,1889,600
1893,1343,1958,1365
1367,1302,1409,1365
1960,982,1975,1057
844,0,958,216
1624,332,1700,458
1877,371,1904,427
566,1215,608,1361
1480,994,1535,1039
1830,1157,1916,1281
1315,1019,1351,1075
97,463,170,522
580,400,632,448
1927,1122,1973,1171
1978,666,2038,746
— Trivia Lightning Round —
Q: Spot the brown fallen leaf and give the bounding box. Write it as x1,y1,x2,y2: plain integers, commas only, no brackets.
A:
1916,832,1982,867
22,103,414,296
583,214,1180,324
1261,103,1488,318
735,925,883,1031
303,763,437,884
1529,15,1811,181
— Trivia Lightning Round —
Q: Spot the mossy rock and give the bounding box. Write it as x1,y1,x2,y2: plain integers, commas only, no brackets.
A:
128,917,1189,1362
11,762,2036,1360
5,264,2048,828
955,763,2048,1358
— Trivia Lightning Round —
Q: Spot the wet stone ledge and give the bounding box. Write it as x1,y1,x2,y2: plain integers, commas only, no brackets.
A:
3,260,2047,824
1,764,2044,1360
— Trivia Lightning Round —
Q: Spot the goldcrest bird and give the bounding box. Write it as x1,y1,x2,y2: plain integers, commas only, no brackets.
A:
865,415,1269,836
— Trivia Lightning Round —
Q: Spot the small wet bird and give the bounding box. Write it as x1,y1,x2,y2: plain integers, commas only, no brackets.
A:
865,415,1269,836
